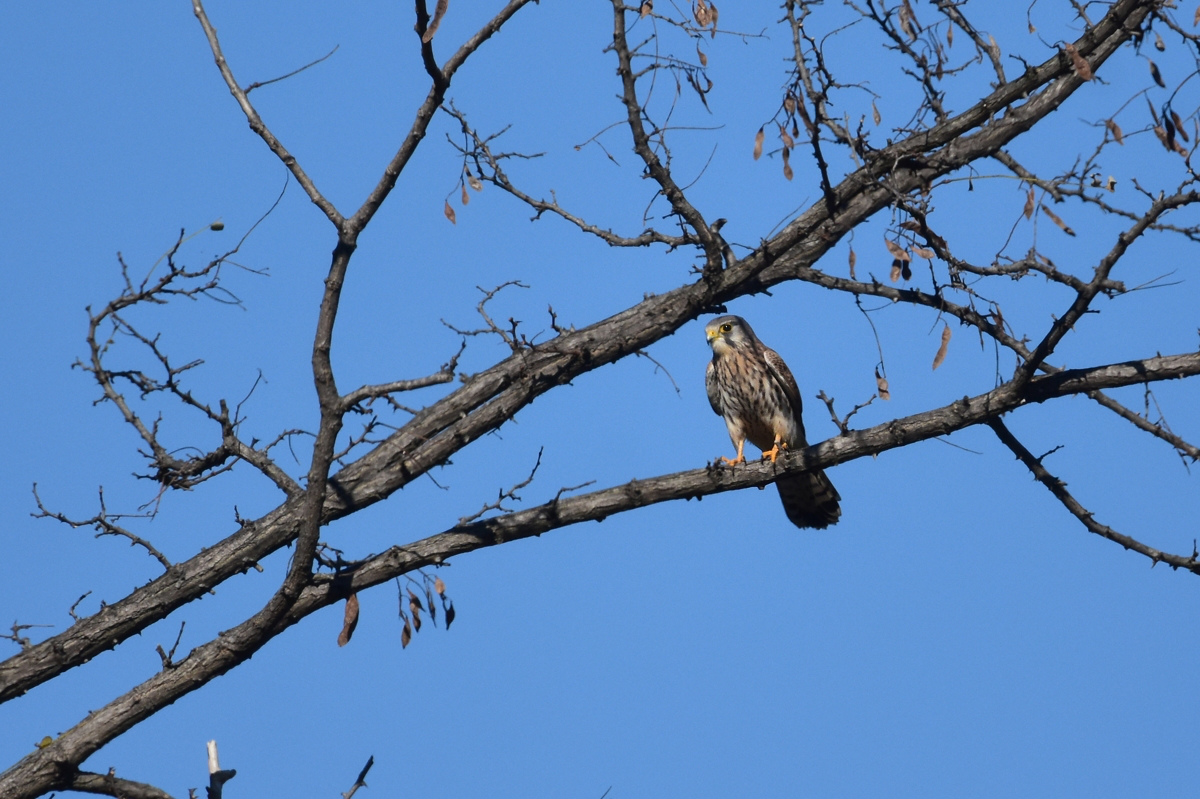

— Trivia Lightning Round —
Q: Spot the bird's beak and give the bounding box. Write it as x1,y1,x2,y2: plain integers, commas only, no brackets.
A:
706,329,718,345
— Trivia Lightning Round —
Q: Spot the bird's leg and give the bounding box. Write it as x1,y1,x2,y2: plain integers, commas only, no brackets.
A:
719,439,746,466
762,435,788,464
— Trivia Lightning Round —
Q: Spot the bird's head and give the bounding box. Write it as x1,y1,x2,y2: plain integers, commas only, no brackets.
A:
705,315,755,355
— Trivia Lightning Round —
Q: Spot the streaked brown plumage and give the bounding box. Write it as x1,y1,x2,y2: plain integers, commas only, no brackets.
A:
705,315,841,529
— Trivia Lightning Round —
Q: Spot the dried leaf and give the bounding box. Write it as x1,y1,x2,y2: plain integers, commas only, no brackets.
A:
1028,22,1036,34
337,593,360,647
753,127,764,160
697,43,708,67
901,261,913,281
872,100,881,126
444,200,456,225
467,172,483,191
1105,176,1117,192
1063,42,1092,81
932,324,952,370
694,0,709,28
1040,204,1075,236
884,237,911,262
779,124,794,150
1195,4,1200,26
640,0,652,17
1105,118,1124,145
1155,31,1165,52
784,92,796,115
913,246,935,259
848,247,857,280
1154,124,1171,151
946,23,953,47
460,183,470,206
401,619,412,648
408,589,424,612
421,0,449,44
444,600,456,630
709,1,718,32
1146,96,1161,126
890,261,902,282
1023,187,1035,219
435,577,446,596
875,367,891,401
1149,59,1165,88
782,147,793,181
1172,110,1189,142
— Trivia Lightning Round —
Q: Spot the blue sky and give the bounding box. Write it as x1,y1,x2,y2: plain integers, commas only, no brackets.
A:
3,2,1200,797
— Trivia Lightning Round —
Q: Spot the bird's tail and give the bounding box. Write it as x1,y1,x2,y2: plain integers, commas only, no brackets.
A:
776,469,841,529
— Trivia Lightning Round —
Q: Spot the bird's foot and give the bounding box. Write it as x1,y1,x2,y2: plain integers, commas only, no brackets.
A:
762,442,787,463
719,454,746,467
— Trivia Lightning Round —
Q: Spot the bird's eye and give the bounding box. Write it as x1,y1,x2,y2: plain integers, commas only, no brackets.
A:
720,323,732,333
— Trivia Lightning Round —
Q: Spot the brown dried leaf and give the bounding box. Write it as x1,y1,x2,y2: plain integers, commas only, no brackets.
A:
1105,118,1124,145
445,601,456,629
1195,4,1200,26
1154,31,1165,52
401,619,412,648
913,246,935,259
1040,204,1075,236
435,577,446,596
784,92,796,115
1023,187,1035,219
946,22,953,47
1150,59,1165,88
872,100,881,126
848,247,857,280
444,200,456,224
640,0,652,17
1172,110,1189,142
932,324,952,370
889,261,902,282
1063,42,1092,81
694,0,709,28
709,1,718,32
697,43,707,67
1028,22,1036,34
779,124,794,149
753,127,764,160
884,237,911,262
337,593,360,647
1154,124,1171,151
467,172,483,191
421,0,449,44
461,184,470,206
782,147,793,181
875,368,891,401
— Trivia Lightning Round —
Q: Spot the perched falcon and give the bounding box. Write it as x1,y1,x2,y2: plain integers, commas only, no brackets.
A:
705,315,841,529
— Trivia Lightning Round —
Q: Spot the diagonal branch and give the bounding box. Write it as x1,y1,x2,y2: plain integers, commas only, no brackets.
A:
988,417,1200,573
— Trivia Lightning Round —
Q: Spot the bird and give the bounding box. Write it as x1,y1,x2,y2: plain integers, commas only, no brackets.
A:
705,315,841,529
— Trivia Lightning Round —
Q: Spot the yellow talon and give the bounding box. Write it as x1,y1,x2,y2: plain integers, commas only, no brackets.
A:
763,439,788,463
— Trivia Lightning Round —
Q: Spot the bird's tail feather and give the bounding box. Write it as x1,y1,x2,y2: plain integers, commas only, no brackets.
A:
776,469,841,529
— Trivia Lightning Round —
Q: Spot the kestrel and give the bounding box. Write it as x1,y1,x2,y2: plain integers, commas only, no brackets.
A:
705,315,841,529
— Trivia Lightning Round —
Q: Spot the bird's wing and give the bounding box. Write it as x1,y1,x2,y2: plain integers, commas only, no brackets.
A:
762,346,804,417
705,359,723,416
